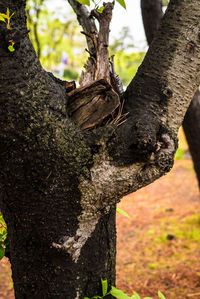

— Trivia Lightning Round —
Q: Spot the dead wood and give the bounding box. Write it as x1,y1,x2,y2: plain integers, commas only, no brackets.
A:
67,79,119,130
67,1,121,130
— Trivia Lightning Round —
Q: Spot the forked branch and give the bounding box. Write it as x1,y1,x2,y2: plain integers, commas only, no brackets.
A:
67,1,121,130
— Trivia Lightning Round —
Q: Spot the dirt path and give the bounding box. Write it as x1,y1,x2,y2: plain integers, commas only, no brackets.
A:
117,160,200,298
0,159,199,298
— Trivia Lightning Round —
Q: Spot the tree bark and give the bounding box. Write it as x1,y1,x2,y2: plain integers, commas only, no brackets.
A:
1,0,200,298
141,0,200,188
141,0,163,45
183,90,200,188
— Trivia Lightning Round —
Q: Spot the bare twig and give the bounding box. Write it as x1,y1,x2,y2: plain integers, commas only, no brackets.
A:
67,0,124,130
68,0,97,55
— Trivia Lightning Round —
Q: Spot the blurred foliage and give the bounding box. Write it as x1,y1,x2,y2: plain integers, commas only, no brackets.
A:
110,27,145,86
162,0,169,6
26,0,87,80
111,51,145,87
0,215,8,260
175,148,185,160
26,2,145,84
154,213,200,244
63,69,79,81
175,127,189,160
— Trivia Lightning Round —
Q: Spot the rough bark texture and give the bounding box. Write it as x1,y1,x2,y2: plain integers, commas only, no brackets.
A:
183,90,200,188
141,0,200,188
1,0,200,298
67,1,120,130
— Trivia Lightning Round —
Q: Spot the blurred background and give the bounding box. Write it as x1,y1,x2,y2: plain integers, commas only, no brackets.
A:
26,0,147,86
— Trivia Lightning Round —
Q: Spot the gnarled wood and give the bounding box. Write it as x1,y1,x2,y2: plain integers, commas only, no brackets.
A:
67,2,120,130
67,79,119,130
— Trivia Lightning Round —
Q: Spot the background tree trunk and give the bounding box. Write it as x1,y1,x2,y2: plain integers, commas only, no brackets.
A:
141,0,200,188
183,90,200,188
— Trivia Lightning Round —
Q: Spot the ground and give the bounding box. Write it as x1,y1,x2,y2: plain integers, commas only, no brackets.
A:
0,133,200,299
117,159,200,299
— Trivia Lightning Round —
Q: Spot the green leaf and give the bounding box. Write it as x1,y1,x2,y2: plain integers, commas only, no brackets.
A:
96,6,104,13
84,297,90,299
0,246,5,260
162,0,169,6
6,8,10,17
101,279,108,296
0,15,6,22
110,286,131,299
116,208,131,219
158,291,166,299
148,263,158,269
131,292,141,299
0,13,8,19
75,0,90,6
10,12,15,19
8,45,15,52
143,297,153,299
116,0,126,9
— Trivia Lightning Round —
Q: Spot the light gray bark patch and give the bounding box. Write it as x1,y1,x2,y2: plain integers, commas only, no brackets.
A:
52,134,175,263
156,133,175,168
52,217,100,263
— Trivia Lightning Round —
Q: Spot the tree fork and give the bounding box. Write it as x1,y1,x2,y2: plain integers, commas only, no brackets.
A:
1,0,200,298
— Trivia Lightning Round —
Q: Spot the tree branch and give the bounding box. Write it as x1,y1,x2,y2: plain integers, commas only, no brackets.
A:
123,0,200,158
66,1,120,130
141,0,163,45
67,0,97,56
2,0,200,270
141,0,200,189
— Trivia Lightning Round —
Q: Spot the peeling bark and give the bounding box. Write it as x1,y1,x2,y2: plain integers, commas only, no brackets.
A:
67,2,120,130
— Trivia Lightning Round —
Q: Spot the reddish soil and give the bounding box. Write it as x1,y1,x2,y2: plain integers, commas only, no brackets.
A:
0,257,13,299
0,159,199,299
116,160,200,298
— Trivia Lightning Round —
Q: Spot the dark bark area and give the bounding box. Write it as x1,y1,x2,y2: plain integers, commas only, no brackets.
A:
8,206,116,298
183,90,200,188
141,0,200,188
1,0,200,298
0,2,116,298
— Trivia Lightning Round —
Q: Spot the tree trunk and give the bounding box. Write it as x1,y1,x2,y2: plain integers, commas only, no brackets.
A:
1,0,200,298
141,0,200,188
9,204,116,298
183,90,200,188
